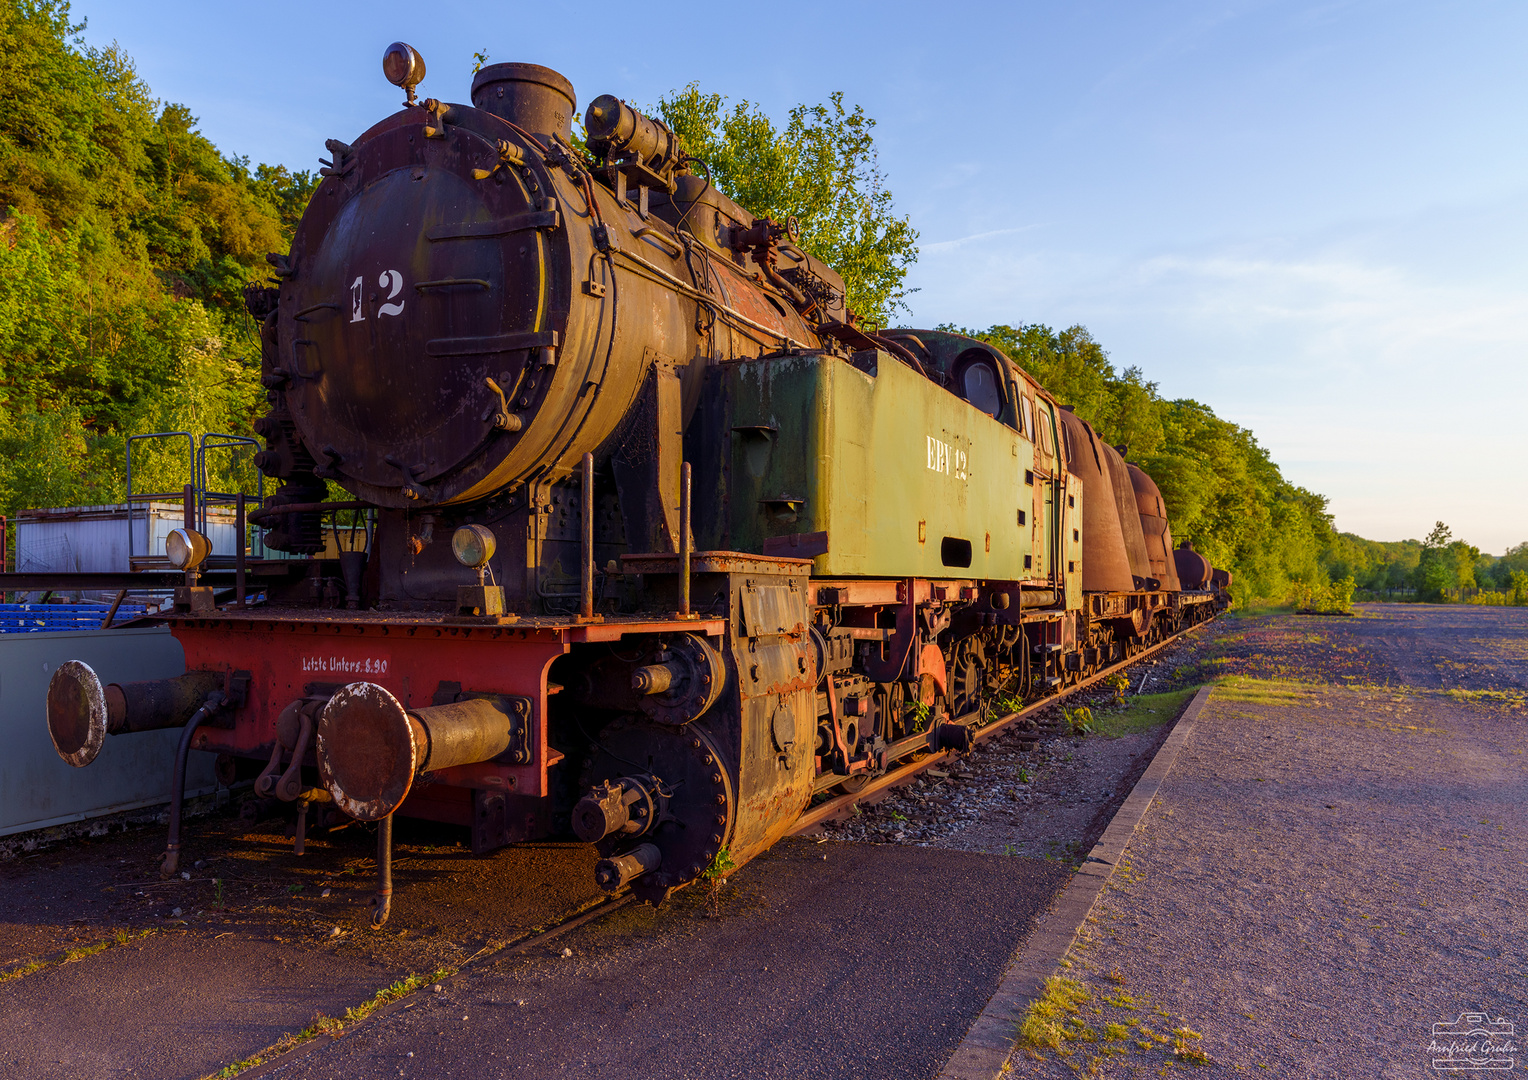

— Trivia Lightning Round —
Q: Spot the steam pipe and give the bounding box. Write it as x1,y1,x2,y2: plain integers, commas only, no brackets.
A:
581,452,595,619
373,814,393,926
679,461,692,617
159,693,224,878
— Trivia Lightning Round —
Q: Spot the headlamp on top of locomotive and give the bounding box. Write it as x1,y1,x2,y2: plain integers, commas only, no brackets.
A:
382,42,426,105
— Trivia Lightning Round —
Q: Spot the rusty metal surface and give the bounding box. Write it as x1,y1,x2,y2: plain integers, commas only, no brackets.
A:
316,682,422,821
1056,409,1134,593
1127,462,1183,592
791,616,1215,834
264,73,809,513
45,661,108,768
579,720,736,902
1174,540,1212,590
28,54,1218,916
107,670,225,735
470,63,576,143
1098,442,1154,587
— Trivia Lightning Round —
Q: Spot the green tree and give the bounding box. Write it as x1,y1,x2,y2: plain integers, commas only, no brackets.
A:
657,84,919,328
949,321,1334,605
1414,521,1456,602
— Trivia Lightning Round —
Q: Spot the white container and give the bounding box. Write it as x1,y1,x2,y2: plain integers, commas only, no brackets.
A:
14,502,242,572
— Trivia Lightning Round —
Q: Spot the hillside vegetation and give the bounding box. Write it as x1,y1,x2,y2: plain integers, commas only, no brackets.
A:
0,0,312,514
4,2,1510,608
1326,526,1528,605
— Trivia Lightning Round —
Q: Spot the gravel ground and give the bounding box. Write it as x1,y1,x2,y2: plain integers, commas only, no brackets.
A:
1003,603,1528,1079
819,729,1169,862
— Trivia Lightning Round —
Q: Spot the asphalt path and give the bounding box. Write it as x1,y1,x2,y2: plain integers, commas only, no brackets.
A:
0,826,609,1079
0,775,1071,1080
269,840,1071,1080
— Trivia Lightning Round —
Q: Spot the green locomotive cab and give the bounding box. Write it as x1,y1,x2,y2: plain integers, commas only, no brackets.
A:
721,337,1079,615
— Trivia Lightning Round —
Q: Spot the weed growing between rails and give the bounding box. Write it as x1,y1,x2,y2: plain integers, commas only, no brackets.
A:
0,928,155,984
702,846,736,917
1073,687,1199,739
202,966,455,1079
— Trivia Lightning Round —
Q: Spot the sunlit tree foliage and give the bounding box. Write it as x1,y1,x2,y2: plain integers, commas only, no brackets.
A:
656,84,919,328
0,0,314,527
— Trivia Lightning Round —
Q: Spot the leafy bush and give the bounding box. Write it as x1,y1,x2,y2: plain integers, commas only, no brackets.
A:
1288,574,1355,613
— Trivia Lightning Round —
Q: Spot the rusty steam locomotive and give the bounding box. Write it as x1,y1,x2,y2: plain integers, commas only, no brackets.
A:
45,46,1228,922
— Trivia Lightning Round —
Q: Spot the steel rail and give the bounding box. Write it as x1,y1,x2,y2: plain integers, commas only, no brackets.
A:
789,614,1220,835
233,891,635,1079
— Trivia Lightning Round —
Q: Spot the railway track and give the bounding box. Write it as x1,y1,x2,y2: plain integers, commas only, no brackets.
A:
231,892,636,1079
791,618,1215,834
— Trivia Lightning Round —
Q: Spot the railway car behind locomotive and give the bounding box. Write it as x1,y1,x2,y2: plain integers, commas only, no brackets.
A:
44,46,1227,922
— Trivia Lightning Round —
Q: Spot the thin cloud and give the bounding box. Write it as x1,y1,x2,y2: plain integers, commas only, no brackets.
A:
904,203,1528,551
922,223,1050,253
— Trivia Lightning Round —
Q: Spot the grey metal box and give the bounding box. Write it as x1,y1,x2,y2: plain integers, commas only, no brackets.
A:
0,627,216,837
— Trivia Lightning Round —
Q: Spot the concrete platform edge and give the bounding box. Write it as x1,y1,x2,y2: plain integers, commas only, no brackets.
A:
936,684,1214,1080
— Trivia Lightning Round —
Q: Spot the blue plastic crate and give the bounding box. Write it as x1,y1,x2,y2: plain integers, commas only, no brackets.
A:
0,603,151,633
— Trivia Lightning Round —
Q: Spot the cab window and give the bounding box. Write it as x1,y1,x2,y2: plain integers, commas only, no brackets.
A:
1038,410,1055,456
1019,396,1034,440
961,362,1003,417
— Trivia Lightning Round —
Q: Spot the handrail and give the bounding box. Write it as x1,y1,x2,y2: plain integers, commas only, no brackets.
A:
197,434,265,559
125,432,194,563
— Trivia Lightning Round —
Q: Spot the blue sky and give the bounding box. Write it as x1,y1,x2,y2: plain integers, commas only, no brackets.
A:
81,0,1527,552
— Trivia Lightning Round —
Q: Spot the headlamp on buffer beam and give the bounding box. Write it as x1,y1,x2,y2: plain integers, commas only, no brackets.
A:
166,528,211,572
452,525,506,618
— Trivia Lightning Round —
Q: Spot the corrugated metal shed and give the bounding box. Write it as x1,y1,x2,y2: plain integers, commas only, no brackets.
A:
14,502,241,573
0,627,217,837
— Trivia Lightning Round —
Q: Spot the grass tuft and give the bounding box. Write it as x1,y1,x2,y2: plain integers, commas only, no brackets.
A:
1173,1026,1210,1064
1086,687,1198,738
1210,677,1318,706
202,965,455,1079
0,928,154,983
1444,688,1527,709
1018,976,1091,1056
